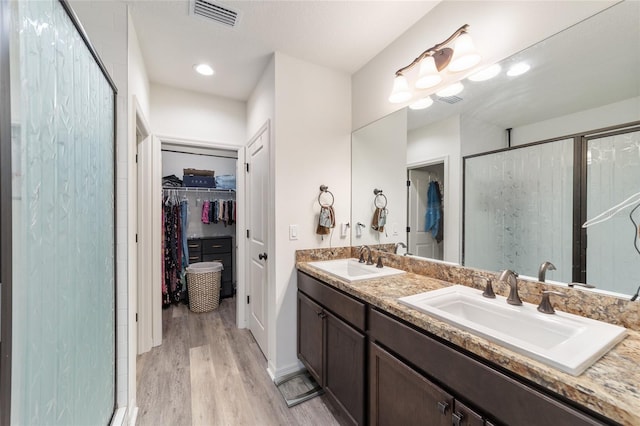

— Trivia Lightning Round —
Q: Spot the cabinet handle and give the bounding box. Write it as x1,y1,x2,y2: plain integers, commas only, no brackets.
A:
452,412,464,426
437,401,449,415
209,244,223,248
188,244,199,249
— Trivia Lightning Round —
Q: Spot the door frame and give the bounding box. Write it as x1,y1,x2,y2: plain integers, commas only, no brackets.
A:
0,0,12,422
148,135,246,329
407,156,449,253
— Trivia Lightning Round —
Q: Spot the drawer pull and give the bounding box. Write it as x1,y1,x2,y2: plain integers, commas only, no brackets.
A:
437,401,449,415
188,244,200,249
452,412,464,426
209,245,223,248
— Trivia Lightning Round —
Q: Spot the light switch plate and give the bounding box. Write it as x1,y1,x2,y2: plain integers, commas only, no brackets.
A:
289,224,298,240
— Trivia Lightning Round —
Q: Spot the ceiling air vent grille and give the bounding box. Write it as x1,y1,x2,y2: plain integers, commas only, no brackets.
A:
191,0,240,28
437,95,463,104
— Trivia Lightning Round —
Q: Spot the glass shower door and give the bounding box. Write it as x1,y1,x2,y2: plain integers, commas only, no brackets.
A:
8,0,116,424
586,129,640,294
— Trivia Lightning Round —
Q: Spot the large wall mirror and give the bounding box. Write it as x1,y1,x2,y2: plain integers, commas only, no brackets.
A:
351,1,640,296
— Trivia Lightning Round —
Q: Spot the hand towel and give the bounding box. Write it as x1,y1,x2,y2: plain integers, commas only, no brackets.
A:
372,207,387,233
316,206,335,235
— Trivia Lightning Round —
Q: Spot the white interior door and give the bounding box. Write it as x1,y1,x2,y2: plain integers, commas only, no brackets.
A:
408,167,443,259
246,125,269,356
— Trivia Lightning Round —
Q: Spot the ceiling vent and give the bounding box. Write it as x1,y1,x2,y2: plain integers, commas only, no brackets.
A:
190,0,240,28
437,95,463,104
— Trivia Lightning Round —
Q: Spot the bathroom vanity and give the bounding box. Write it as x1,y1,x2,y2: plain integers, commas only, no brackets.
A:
296,253,640,426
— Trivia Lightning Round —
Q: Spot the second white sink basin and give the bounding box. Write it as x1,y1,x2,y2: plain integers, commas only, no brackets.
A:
398,285,627,376
308,258,406,282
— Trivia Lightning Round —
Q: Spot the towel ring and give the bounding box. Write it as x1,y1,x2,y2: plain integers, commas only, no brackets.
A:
373,188,387,209
318,185,334,207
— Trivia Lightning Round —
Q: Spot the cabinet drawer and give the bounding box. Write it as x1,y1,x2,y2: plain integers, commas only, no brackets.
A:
188,255,201,264
297,271,366,331
187,239,202,252
368,308,606,426
202,237,232,254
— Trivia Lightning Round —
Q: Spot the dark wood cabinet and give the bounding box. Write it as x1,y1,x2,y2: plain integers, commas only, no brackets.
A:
370,342,453,426
297,291,324,385
297,272,366,425
188,236,233,298
325,311,366,426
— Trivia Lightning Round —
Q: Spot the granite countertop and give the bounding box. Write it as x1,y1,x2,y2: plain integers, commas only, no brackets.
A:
297,262,640,426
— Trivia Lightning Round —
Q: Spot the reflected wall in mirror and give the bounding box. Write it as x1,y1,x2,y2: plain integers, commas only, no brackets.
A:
351,1,640,296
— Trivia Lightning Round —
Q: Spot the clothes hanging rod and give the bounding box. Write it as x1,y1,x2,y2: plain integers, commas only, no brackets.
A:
162,186,235,193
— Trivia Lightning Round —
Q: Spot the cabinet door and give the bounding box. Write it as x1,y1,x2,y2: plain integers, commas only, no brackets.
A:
297,291,324,385
325,311,366,426
370,342,453,426
453,400,485,426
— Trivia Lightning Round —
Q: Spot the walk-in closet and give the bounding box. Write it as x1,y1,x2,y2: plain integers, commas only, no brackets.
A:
161,143,238,307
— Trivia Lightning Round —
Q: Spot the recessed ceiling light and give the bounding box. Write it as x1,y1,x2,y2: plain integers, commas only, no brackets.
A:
468,64,501,82
194,63,214,76
436,82,464,97
507,62,530,77
409,96,434,110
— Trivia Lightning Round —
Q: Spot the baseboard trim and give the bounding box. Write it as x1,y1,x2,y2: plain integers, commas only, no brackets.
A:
268,360,305,381
128,406,139,426
110,407,127,426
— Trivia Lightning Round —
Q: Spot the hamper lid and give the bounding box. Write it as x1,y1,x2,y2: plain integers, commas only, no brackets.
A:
187,261,223,273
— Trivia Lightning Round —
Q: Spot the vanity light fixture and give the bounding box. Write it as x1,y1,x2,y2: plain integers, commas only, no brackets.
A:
468,64,501,82
389,24,480,103
506,62,530,77
409,96,434,110
194,63,215,76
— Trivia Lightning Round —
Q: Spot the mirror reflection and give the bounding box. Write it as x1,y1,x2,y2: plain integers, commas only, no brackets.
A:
351,1,640,296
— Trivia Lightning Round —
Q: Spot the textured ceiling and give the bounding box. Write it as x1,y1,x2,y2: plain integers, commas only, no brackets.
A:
129,0,440,101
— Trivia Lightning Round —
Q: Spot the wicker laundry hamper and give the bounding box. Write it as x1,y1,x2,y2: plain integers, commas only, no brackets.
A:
186,261,223,312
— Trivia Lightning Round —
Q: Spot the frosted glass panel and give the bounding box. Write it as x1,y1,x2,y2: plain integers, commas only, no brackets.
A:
464,139,573,281
10,0,115,424
586,130,640,294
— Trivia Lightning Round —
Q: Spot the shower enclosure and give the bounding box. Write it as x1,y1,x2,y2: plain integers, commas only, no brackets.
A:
0,0,117,424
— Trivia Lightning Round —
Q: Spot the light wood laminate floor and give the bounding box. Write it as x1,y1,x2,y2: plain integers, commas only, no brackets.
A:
136,298,340,426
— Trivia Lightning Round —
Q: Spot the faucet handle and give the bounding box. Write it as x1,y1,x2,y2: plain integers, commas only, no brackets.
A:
537,290,568,314
474,275,495,299
376,256,384,268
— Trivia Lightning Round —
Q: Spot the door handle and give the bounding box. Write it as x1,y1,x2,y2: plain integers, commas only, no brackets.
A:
437,401,449,415
452,412,464,426
258,253,268,260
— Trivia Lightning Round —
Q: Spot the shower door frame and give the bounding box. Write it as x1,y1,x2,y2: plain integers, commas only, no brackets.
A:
0,0,118,424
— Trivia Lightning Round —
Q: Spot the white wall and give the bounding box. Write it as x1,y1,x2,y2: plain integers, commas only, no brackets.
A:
70,0,131,415
511,96,640,146
352,1,615,130
407,115,461,263
460,114,506,156
151,83,246,145
352,109,407,246
270,52,352,378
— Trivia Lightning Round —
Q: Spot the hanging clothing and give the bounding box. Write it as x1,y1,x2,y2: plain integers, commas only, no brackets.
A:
181,200,189,267
425,181,443,243
201,200,210,224
163,194,187,307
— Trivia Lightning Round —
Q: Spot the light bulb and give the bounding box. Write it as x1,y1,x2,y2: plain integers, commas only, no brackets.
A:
194,64,214,76
388,75,412,103
448,32,481,72
436,82,464,97
415,56,442,89
468,64,501,82
409,97,434,110
507,62,530,77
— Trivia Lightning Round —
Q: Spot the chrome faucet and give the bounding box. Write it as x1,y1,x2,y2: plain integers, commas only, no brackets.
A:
394,242,407,254
538,261,556,282
498,269,521,305
358,245,374,265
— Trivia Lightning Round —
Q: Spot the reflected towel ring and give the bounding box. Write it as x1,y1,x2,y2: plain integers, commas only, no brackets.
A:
373,188,387,209
318,185,335,207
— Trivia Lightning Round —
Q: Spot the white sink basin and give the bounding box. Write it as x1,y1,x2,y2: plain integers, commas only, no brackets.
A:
308,258,406,282
398,285,627,376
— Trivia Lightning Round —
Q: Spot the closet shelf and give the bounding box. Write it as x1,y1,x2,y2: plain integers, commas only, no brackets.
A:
162,186,235,193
